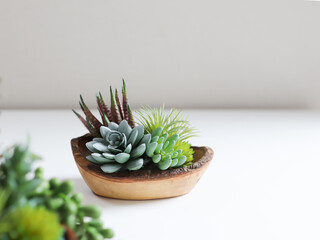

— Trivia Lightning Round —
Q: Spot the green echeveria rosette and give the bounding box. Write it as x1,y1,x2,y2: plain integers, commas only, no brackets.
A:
86,120,151,173
146,127,187,170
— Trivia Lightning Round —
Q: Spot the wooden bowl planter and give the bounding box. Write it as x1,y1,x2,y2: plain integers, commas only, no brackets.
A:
71,134,214,200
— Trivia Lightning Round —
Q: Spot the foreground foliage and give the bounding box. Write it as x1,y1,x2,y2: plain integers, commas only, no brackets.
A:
0,143,114,240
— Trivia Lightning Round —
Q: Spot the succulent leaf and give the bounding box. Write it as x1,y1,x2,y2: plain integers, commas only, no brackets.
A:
91,153,114,163
124,144,132,154
152,154,161,163
102,153,116,159
110,87,121,124
146,142,157,157
86,142,98,153
127,129,138,146
127,104,135,128
126,158,143,171
114,153,130,164
158,157,172,170
155,143,163,154
151,127,163,138
118,120,132,139
130,143,146,158
86,117,100,137
101,163,122,173
170,158,178,167
80,95,102,132
100,126,111,139
102,113,110,126
176,155,187,166
132,125,144,147
72,110,90,132
115,88,124,120
93,143,109,152
107,146,122,154
86,155,100,164
108,122,119,131
97,96,110,126
167,134,179,142
139,134,151,145
98,92,112,121
151,136,159,143
122,79,129,121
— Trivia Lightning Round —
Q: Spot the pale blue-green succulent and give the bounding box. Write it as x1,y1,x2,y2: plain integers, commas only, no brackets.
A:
146,127,187,170
86,120,151,173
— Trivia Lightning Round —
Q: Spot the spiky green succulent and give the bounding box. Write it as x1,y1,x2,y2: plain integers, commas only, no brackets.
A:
136,106,198,170
86,120,150,173
0,206,63,240
73,79,135,138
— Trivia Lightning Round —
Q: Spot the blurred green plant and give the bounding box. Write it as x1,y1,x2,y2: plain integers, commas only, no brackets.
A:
0,205,63,240
0,143,114,240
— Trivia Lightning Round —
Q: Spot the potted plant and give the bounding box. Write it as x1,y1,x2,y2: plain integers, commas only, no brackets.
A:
71,80,214,200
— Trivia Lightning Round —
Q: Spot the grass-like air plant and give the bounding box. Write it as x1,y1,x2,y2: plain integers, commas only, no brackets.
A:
135,106,198,141
73,79,135,138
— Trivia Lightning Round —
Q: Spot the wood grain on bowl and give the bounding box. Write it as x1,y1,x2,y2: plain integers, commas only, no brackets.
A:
71,134,214,200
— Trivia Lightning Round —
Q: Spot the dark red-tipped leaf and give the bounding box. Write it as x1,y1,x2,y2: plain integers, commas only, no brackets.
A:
115,88,124,120
80,95,102,132
103,113,110,126
110,86,121,124
99,92,112,120
86,117,100,137
122,79,129,121
72,109,91,132
127,103,135,128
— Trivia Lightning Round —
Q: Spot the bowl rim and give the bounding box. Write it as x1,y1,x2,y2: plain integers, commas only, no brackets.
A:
71,134,214,183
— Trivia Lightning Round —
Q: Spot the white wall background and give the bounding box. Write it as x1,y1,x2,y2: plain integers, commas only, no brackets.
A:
0,0,319,109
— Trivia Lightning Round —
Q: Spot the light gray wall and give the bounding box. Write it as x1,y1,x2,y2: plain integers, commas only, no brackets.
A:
0,0,319,109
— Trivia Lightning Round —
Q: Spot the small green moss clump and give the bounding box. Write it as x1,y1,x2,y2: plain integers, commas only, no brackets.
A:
2,206,63,240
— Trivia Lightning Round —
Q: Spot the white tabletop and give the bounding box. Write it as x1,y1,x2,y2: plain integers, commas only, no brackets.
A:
1,110,320,240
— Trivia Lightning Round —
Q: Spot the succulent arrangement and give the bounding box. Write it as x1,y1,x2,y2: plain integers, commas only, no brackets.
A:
0,143,114,240
74,80,198,174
